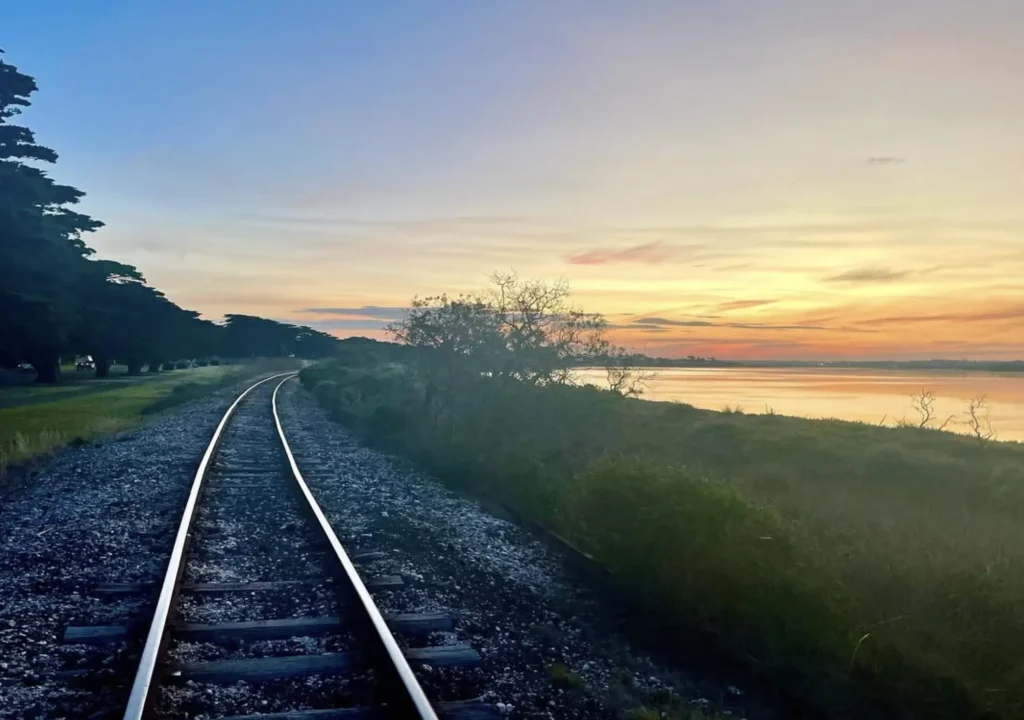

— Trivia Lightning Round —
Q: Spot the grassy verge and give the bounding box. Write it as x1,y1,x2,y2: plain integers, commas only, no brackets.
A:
0,360,298,475
0,368,188,410
301,360,1024,720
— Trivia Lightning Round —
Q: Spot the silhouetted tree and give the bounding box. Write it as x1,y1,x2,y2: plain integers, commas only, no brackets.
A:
223,315,294,358
293,325,342,358
72,259,148,377
0,50,104,382
390,273,653,400
221,315,338,359
389,273,607,388
1,50,334,381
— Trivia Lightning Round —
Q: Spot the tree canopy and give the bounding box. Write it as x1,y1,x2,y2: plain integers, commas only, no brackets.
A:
0,50,339,381
389,272,647,397
223,315,339,360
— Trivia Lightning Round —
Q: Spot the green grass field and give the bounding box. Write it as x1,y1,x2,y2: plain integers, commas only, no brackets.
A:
302,361,1024,720
0,367,177,410
0,362,293,475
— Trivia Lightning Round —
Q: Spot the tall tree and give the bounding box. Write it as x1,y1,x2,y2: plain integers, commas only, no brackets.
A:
72,258,147,377
1,50,333,382
0,49,104,382
293,325,342,359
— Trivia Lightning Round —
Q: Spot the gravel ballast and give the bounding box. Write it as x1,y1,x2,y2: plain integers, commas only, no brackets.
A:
0,381,260,719
278,380,776,720
0,375,779,719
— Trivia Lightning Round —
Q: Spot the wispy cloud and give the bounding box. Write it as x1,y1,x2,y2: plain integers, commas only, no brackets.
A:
566,241,688,266
632,317,714,327
715,299,777,311
729,322,830,332
304,318,391,331
607,324,671,333
626,316,833,332
867,157,907,165
301,306,409,320
859,305,1024,326
825,267,912,284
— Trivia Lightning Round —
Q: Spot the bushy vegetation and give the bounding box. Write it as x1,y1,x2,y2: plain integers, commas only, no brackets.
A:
302,357,1024,719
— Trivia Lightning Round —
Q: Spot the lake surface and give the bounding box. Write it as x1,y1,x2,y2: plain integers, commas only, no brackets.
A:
579,367,1024,443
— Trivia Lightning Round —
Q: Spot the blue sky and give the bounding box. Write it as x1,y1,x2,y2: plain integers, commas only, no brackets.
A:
6,1,1024,358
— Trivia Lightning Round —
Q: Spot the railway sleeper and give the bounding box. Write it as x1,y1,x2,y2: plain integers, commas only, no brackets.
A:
183,553,327,565
93,574,403,595
215,699,500,719
171,644,480,682
63,612,454,645
205,482,281,489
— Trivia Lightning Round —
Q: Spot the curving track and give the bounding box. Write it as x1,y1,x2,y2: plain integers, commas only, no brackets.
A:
60,374,489,719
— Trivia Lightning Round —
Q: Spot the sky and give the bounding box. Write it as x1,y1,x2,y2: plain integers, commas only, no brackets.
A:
5,0,1023,360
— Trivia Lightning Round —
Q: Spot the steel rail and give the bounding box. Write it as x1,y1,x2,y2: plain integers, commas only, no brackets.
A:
272,374,439,720
123,372,297,720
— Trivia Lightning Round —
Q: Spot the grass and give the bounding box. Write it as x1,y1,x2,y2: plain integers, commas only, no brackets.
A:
548,660,725,719
0,368,182,410
301,360,1024,720
0,361,297,475
0,362,227,407
548,662,587,690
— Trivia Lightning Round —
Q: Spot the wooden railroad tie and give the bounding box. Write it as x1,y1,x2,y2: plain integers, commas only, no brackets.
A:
215,698,499,719
63,612,452,645
93,574,403,595
172,645,480,682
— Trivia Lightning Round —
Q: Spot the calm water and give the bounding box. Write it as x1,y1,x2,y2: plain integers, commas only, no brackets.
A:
580,367,1024,443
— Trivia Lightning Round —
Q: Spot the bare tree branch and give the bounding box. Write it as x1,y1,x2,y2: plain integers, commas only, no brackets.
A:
964,396,995,446
604,352,656,397
910,390,937,429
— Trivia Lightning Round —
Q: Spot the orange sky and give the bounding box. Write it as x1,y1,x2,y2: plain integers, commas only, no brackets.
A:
20,1,1021,360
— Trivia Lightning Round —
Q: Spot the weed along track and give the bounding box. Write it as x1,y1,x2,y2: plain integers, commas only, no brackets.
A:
59,374,491,719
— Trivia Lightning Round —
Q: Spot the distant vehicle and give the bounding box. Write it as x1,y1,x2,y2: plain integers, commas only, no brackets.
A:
75,355,95,371
16,362,34,374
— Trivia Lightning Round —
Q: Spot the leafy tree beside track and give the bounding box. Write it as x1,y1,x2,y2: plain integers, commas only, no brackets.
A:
0,50,339,382
1,49,106,381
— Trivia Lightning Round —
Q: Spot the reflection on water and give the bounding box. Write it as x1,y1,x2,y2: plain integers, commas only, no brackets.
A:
578,367,1024,442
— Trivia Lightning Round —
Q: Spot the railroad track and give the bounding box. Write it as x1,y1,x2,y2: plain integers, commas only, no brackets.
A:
60,373,490,719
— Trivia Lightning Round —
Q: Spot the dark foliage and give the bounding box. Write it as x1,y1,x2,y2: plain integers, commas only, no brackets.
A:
0,51,339,381
303,358,1024,720
221,314,339,360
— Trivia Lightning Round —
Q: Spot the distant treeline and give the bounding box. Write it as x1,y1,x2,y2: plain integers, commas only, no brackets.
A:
740,359,1024,372
573,353,735,368
339,338,1024,374
582,355,1021,372
0,50,339,382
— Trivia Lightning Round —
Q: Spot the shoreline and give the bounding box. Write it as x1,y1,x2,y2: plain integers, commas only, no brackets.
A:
575,365,1024,443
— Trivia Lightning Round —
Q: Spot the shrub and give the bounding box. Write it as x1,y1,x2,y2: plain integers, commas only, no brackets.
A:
302,361,1024,719
561,459,850,679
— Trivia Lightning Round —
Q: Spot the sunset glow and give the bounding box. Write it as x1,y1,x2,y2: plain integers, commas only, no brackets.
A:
7,1,1022,359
